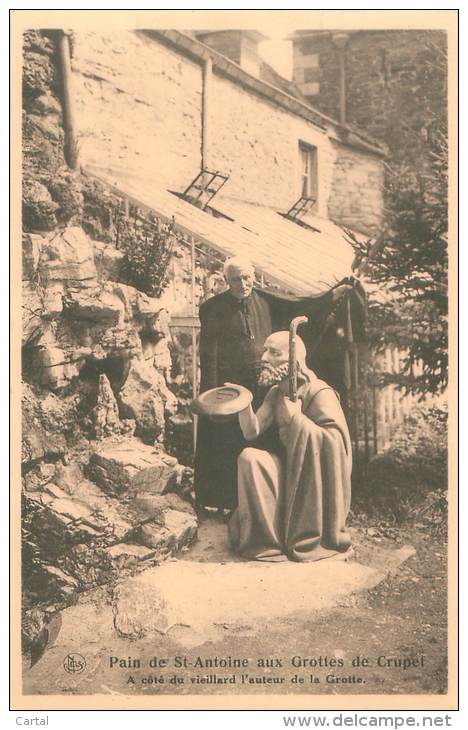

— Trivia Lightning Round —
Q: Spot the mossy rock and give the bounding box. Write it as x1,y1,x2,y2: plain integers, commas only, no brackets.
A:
23,51,57,104
22,177,58,231
48,169,84,225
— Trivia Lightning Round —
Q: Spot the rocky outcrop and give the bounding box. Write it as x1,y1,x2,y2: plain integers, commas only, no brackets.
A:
21,30,197,632
88,437,179,495
39,226,97,285
22,383,78,463
138,495,197,554
23,458,198,603
118,359,172,443
22,223,174,408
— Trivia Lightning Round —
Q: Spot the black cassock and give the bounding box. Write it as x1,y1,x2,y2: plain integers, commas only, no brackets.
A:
194,283,364,509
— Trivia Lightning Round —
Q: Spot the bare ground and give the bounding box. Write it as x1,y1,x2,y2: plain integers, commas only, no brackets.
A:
23,519,448,698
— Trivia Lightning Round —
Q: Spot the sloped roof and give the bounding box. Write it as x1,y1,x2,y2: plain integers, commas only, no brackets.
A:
83,163,356,296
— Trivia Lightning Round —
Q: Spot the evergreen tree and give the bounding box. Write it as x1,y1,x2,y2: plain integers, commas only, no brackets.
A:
349,125,448,395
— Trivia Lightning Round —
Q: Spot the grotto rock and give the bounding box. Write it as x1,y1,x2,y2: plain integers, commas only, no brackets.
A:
22,111,64,177
36,344,70,389
38,226,97,284
113,578,170,638
22,462,56,493
28,112,63,142
93,240,124,282
41,282,65,316
22,383,76,464
136,296,170,328
22,177,58,231
96,324,142,360
31,323,91,389
25,480,134,560
22,607,47,653
48,170,84,225
139,513,197,555
30,91,62,117
23,51,56,101
88,437,178,495
22,281,44,346
58,544,119,591
22,232,44,279
50,462,135,542
134,494,197,555
105,543,156,569
142,336,172,376
40,565,79,601
23,30,55,57
118,358,176,441
110,284,169,329
64,288,124,324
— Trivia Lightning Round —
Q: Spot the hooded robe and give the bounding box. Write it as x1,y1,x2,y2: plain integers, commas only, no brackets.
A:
228,379,352,561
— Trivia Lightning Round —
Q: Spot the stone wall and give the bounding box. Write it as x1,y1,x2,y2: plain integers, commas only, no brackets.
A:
207,71,336,215
70,30,384,233
71,31,202,193
328,142,385,234
292,30,447,172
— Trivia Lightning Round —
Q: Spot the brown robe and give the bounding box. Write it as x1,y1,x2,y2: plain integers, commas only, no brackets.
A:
228,379,352,561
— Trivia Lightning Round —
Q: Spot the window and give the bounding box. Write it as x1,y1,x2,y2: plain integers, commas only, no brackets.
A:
299,142,318,203
278,143,320,228
171,169,233,220
181,169,229,210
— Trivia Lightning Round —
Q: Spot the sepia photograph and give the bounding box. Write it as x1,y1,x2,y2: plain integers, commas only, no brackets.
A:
10,8,457,711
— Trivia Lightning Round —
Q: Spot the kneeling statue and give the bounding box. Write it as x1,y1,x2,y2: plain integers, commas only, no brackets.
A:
228,329,353,562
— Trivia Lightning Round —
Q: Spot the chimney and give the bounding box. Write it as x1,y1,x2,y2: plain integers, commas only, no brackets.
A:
194,30,267,78
289,31,321,100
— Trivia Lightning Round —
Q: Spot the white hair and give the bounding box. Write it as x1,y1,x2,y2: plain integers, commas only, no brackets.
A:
223,256,255,278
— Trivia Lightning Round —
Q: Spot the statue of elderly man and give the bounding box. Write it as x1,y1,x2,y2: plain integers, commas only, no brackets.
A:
228,330,353,562
195,255,356,513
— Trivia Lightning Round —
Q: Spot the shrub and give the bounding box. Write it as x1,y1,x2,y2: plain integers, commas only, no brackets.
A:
352,401,447,528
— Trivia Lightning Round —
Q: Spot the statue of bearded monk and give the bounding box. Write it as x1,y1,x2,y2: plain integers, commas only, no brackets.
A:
228,330,353,562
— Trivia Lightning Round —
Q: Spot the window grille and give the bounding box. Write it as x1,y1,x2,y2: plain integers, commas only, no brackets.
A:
181,169,229,210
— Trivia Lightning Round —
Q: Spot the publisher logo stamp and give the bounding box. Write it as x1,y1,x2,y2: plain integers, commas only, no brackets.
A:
63,654,86,674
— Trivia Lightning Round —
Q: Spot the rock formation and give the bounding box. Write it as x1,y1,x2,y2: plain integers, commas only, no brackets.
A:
21,30,198,651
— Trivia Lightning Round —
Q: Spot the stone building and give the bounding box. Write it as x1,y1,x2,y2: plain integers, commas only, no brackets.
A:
72,29,386,244
288,29,447,171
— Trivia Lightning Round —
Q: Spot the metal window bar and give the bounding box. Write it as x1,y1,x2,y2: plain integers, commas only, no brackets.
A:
286,195,317,220
182,169,229,210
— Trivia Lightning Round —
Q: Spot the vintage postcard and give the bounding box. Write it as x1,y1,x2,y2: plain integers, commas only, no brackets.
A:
10,9,458,711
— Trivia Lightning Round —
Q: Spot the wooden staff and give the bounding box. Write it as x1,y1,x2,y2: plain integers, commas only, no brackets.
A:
289,316,308,402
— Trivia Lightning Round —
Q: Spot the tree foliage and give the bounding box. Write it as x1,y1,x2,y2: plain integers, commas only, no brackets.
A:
349,125,448,395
